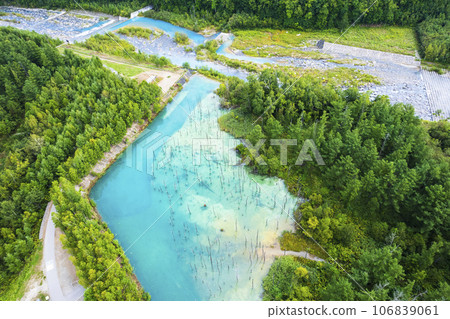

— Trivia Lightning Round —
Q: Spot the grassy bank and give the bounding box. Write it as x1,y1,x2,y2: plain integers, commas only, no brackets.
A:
58,45,157,77
76,33,172,68
275,66,380,87
195,40,379,87
232,26,418,56
116,26,163,39
0,244,43,301
58,43,178,73
243,46,331,60
102,60,144,77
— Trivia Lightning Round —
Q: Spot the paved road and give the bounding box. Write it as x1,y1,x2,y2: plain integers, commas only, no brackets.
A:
42,202,85,301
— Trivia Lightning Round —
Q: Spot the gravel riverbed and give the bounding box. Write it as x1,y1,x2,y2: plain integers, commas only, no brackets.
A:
1,6,448,120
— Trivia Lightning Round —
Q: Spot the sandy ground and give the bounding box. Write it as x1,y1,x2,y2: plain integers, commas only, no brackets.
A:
133,68,183,93
263,241,326,263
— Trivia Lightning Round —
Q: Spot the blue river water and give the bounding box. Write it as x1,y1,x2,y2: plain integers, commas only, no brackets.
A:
90,75,299,300
106,17,272,65
108,17,217,46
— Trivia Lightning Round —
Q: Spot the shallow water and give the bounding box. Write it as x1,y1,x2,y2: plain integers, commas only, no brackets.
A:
90,75,299,300
107,17,272,65
108,17,216,46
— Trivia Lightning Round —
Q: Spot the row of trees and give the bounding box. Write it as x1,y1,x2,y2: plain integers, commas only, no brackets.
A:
4,0,447,30
149,0,448,30
417,15,450,65
217,70,449,300
0,27,160,299
52,179,150,300
265,246,447,301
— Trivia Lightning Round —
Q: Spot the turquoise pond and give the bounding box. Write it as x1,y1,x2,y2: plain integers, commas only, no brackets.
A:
90,76,299,300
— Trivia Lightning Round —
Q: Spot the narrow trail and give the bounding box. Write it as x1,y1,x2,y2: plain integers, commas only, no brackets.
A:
264,242,326,263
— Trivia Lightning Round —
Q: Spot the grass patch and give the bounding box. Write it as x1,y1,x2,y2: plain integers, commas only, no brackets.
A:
102,60,144,77
11,12,32,20
76,33,171,68
215,54,263,73
196,67,228,82
59,45,178,78
243,47,331,60
0,243,43,301
174,32,190,45
69,13,93,20
0,18,20,24
421,61,449,75
218,108,255,138
116,26,162,39
232,26,417,56
273,66,380,87
279,232,328,260
327,58,368,66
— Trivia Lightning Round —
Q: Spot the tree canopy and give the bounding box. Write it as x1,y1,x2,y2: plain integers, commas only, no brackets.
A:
0,27,160,299
217,70,449,300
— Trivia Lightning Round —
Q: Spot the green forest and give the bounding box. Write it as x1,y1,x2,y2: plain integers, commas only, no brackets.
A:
148,0,448,30
0,0,449,302
217,71,449,300
417,16,450,65
9,0,445,29
0,27,160,300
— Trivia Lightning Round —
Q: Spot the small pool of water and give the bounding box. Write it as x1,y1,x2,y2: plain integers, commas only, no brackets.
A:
90,75,299,300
